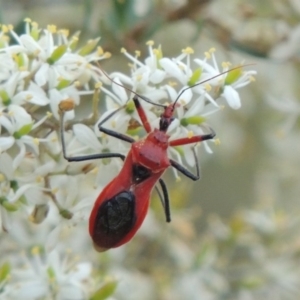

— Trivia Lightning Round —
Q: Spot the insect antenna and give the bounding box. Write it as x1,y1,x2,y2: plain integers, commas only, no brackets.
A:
98,105,126,127
96,62,166,108
172,63,255,109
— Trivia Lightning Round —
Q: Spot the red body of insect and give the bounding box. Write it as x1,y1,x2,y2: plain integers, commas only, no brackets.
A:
89,137,167,251
87,97,215,252
61,67,248,251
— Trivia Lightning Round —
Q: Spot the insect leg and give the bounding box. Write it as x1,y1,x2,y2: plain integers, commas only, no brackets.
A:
169,128,215,180
63,152,126,163
60,110,127,162
132,95,152,133
169,127,216,147
170,147,200,181
97,105,135,143
158,179,171,222
98,93,157,136
154,179,171,222
99,127,135,143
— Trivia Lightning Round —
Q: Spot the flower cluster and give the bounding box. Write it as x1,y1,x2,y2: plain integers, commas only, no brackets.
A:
0,19,109,227
0,247,93,300
0,19,111,299
0,19,255,299
93,43,256,177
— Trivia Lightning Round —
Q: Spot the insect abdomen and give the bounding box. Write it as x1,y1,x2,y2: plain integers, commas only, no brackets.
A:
91,191,136,251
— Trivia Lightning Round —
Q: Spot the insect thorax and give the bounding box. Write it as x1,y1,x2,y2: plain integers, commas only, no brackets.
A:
131,131,170,173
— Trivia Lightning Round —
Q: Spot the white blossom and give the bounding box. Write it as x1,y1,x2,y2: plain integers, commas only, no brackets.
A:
0,19,256,300
2,248,93,300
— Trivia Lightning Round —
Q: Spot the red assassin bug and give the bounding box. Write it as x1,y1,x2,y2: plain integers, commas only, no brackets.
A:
60,66,245,252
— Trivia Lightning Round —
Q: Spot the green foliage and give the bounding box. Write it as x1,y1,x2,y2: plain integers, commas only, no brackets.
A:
90,280,118,300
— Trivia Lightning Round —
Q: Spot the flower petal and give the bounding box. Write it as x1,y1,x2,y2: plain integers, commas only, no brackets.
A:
73,123,102,150
160,58,186,84
0,136,15,151
14,81,50,106
222,85,241,109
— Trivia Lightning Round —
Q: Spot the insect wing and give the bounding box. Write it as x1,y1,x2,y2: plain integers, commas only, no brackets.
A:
89,151,161,251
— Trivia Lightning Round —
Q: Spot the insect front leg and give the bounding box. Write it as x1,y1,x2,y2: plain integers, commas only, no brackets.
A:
60,109,126,163
169,127,216,147
169,128,216,181
132,95,152,133
97,95,153,137
97,106,136,144
98,127,135,144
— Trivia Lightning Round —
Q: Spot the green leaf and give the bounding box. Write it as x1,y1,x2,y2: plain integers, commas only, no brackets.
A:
30,22,40,40
13,123,33,139
60,209,73,219
78,38,100,56
155,46,163,61
225,67,242,85
16,52,27,68
0,39,6,49
125,100,135,114
0,197,18,212
69,32,80,51
47,266,56,280
0,90,11,106
90,280,118,300
180,116,206,126
154,44,163,69
127,127,142,136
56,79,71,90
10,180,18,192
188,68,202,86
47,45,68,65
0,262,11,282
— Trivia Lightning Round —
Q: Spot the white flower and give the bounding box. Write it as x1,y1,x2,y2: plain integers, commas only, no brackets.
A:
2,20,108,117
45,173,95,251
0,105,47,168
97,44,256,175
71,123,128,182
0,51,16,83
195,49,256,109
0,71,49,107
4,247,93,300
99,77,157,134
0,153,36,231
222,85,241,109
